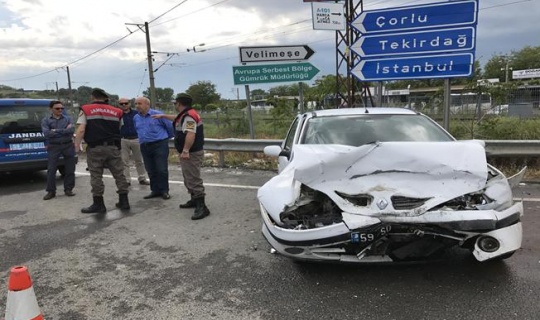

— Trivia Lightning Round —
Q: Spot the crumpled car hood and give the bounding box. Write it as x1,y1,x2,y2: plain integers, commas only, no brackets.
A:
258,141,490,217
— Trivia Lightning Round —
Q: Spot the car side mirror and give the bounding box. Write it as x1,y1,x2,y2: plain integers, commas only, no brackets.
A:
279,149,291,159
264,145,282,157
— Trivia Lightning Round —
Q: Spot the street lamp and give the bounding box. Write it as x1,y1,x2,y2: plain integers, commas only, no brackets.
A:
187,43,206,53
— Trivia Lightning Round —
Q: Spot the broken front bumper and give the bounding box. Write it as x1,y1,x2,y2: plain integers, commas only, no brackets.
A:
260,202,523,263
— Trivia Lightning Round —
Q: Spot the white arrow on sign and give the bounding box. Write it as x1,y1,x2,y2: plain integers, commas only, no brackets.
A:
239,45,315,64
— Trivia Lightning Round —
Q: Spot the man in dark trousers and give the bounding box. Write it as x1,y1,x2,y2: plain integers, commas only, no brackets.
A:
74,88,130,213
118,97,149,186
41,100,76,200
133,96,174,200
153,93,210,220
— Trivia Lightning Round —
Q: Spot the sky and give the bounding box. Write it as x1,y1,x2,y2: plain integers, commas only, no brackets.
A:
0,0,538,100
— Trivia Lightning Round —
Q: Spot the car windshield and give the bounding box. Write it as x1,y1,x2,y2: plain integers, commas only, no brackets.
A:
301,114,453,146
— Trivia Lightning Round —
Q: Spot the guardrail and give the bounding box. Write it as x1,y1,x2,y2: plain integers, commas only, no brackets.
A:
169,139,540,167
168,139,282,167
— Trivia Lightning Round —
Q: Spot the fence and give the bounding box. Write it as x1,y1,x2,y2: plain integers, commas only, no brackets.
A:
409,85,540,119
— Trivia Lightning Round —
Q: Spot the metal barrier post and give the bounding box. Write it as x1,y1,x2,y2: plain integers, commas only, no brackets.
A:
219,151,225,168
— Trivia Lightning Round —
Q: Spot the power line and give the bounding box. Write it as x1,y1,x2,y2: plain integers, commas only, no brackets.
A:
149,0,190,24
69,33,136,67
153,0,232,27
137,68,148,97
1,0,533,84
0,0,192,82
481,0,532,10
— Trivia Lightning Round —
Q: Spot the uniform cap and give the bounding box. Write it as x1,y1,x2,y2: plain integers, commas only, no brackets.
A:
91,88,109,99
175,93,192,101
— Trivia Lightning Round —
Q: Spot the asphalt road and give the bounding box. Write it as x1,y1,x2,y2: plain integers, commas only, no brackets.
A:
0,163,539,320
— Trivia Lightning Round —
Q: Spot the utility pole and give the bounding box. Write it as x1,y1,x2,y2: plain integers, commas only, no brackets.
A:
501,55,513,83
66,66,73,108
144,22,156,106
505,60,512,83
127,22,156,106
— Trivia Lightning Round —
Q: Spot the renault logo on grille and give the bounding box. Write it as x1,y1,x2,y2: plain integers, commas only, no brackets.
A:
377,198,388,210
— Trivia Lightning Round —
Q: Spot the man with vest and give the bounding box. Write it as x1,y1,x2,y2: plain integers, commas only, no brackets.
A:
152,93,210,220
74,88,130,214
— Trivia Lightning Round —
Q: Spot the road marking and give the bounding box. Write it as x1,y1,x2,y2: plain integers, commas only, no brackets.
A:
515,198,540,202
75,171,260,190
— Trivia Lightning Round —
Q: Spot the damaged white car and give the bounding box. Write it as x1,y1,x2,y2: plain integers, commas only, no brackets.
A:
258,108,524,263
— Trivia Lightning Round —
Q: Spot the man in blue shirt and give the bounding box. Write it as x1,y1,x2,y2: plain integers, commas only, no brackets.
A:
41,100,76,200
118,98,149,186
133,97,174,200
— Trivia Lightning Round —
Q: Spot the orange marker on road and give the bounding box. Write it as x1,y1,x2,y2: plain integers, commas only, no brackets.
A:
5,266,44,320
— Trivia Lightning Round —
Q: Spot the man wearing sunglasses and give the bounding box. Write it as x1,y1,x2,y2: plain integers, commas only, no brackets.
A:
41,100,76,200
118,98,149,186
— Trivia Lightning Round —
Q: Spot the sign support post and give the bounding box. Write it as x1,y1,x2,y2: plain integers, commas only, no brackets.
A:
244,85,255,139
443,79,451,130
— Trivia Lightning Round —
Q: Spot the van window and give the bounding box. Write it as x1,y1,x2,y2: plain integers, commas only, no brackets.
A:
0,99,56,173
0,106,48,134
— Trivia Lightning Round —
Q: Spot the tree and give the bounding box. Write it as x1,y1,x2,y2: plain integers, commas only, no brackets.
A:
74,86,92,106
483,46,540,82
309,74,346,108
143,87,174,103
186,81,221,111
311,74,338,96
483,55,509,82
268,85,297,97
268,97,296,120
510,46,540,71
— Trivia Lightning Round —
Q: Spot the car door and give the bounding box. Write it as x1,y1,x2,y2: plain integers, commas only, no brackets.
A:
277,115,304,173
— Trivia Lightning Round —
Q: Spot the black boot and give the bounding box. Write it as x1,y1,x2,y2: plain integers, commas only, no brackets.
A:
81,196,107,214
115,193,130,210
191,197,210,220
179,195,195,209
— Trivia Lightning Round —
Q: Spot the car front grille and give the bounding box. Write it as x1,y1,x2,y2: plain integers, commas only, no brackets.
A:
336,192,373,206
391,196,431,210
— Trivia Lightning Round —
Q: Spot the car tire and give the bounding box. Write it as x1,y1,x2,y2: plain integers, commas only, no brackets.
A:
58,166,66,177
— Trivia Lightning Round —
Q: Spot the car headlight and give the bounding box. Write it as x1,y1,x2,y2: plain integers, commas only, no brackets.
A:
280,184,343,229
432,191,493,211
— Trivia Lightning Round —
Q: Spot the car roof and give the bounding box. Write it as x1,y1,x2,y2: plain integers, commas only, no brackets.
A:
0,98,52,106
307,107,418,117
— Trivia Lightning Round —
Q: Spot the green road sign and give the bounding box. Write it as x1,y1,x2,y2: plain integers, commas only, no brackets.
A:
233,62,320,85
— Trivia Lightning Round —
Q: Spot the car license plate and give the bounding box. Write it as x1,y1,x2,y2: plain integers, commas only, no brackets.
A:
9,142,45,151
351,225,392,244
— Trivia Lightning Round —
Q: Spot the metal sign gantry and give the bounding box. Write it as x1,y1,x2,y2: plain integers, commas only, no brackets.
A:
335,0,371,108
